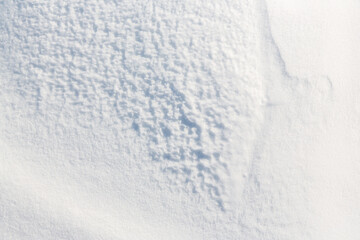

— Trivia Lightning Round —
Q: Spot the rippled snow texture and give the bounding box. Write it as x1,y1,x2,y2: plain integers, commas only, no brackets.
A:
1,0,360,239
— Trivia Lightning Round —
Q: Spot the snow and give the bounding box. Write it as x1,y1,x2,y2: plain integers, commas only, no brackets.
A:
1,0,359,239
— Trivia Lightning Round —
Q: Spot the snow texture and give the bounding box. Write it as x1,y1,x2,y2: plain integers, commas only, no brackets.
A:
1,0,359,239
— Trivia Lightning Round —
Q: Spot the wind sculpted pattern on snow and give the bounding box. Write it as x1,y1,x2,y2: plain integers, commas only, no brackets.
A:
0,0,264,210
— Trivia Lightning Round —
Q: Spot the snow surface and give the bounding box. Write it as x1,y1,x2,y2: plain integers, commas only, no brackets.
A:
1,0,359,239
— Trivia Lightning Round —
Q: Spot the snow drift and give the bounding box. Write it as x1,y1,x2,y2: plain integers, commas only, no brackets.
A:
1,0,359,239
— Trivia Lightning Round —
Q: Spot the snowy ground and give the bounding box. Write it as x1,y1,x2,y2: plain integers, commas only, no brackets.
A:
1,0,359,239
